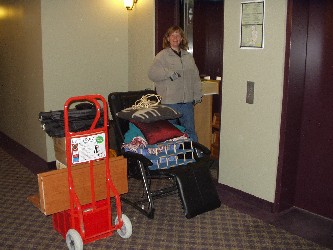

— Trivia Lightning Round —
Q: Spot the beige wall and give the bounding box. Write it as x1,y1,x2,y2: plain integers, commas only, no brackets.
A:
128,0,155,91
0,0,155,161
219,0,287,202
41,0,130,161
0,1,46,158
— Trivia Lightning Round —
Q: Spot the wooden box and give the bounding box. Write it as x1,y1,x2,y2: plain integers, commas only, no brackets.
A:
194,80,220,149
194,95,213,148
28,156,127,215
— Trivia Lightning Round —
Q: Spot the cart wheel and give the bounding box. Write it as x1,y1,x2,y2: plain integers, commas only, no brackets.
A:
115,214,132,238
66,229,83,250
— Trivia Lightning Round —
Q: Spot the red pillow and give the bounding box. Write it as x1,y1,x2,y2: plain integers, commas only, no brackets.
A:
130,120,185,144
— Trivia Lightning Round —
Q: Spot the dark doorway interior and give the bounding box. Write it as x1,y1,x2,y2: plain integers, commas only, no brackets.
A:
155,0,224,114
155,0,180,54
193,0,223,81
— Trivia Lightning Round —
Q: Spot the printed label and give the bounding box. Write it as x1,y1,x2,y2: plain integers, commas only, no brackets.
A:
71,133,106,164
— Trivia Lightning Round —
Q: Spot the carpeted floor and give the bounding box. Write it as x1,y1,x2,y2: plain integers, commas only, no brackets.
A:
0,147,329,249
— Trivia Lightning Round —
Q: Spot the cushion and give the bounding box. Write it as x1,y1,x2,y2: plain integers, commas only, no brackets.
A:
130,120,186,144
117,105,181,123
124,122,186,144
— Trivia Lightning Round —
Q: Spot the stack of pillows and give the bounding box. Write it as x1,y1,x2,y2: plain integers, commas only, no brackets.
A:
117,104,187,145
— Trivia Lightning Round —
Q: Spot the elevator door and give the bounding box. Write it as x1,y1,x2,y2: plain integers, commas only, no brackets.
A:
294,0,333,219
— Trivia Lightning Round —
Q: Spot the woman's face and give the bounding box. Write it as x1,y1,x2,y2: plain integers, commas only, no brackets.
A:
168,31,182,50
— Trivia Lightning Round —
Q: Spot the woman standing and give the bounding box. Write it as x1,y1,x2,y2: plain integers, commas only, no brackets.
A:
148,25,202,142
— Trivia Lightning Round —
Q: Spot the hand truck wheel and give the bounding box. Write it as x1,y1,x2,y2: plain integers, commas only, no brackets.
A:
66,229,83,250
115,214,132,239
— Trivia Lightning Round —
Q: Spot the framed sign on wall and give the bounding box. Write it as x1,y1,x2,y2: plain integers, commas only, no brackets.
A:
240,1,264,49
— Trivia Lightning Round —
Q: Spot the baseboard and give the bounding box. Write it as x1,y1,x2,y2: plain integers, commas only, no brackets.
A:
0,131,52,174
216,182,276,221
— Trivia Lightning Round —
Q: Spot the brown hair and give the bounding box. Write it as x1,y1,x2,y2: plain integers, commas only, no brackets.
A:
162,25,189,50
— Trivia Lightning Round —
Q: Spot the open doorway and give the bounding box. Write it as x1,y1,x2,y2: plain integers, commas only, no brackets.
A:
155,0,224,114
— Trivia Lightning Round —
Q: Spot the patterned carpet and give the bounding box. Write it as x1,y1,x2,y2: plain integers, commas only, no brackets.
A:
0,147,328,249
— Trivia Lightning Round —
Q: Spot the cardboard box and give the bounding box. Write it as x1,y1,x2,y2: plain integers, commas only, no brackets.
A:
201,80,220,95
55,160,66,170
53,137,66,164
28,156,127,215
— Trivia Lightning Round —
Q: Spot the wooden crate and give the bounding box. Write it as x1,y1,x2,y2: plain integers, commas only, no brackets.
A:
211,143,220,159
212,113,221,129
28,156,127,215
211,113,221,159
212,130,220,145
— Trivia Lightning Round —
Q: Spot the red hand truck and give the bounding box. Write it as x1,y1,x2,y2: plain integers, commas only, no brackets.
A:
52,94,132,250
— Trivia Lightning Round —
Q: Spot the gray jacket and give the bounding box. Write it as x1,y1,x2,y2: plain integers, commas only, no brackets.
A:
148,48,202,104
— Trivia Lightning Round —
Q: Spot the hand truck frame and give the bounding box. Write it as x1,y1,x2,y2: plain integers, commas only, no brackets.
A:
52,94,132,250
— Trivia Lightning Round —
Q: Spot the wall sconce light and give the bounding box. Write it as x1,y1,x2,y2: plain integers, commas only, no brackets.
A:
124,0,138,10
